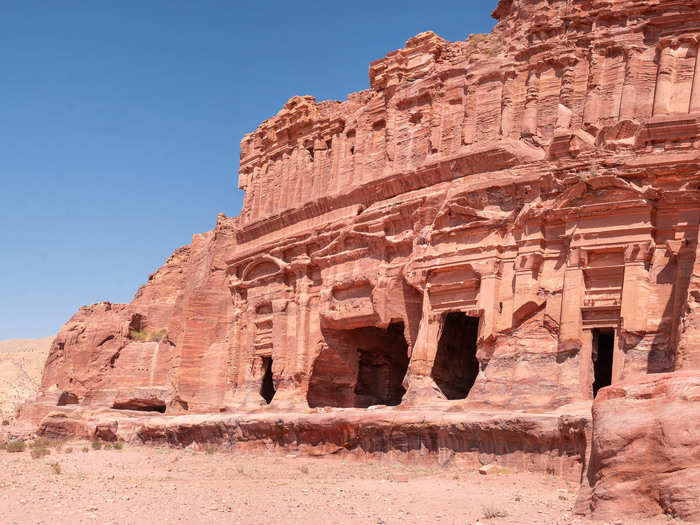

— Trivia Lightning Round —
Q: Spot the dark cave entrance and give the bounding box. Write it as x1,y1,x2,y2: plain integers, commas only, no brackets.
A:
353,323,410,407
432,312,480,400
112,401,166,413
260,356,276,404
592,328,615,398
306,322,410,408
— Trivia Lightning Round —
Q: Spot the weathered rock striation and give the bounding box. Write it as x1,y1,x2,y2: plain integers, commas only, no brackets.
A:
21,0,700,519
577,372,700,521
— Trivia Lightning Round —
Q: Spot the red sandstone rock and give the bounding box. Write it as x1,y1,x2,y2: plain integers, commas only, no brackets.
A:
25,0,700,416
35,405,590,481
18,0,700,519
577,372,700,522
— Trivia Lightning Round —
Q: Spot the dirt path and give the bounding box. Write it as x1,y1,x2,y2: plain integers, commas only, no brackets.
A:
0,441,674,525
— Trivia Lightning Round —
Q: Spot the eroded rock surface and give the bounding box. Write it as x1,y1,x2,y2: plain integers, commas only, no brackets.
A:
28,0,700,416
578,372,700,522
20,0,700,519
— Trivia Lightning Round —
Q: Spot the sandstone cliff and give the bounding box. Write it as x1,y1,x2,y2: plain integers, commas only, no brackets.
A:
34,0,700,414
21,0,700,519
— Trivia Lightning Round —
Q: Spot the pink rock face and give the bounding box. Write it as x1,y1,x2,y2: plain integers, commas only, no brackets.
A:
18,1,700,519
27,0,700,415
21,0,700,492
578,372,700,521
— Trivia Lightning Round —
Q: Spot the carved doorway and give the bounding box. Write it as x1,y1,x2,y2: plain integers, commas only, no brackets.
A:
592,328,614,397
260,356,276,404
432,312,480,399
307,322,409,408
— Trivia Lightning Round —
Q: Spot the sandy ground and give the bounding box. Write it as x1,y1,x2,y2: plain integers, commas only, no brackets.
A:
0,337,53,419
0,440,679,525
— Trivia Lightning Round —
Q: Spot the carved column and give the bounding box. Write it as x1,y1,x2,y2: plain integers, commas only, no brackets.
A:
512,253,543,318
690,43,700,113
221,283,247,409
619,48,642,120
268,297,289,402
522,69,539,137
676,219,700,370
669,213,700,357
402,290,446,404
409,293,440,376
291,256,313,392
583,51,602,129
653,44,675,116
500,71,516,138
559,248,585,351
579,328,594,398
477,260,501,342
556,63,575,130
620,242,652,334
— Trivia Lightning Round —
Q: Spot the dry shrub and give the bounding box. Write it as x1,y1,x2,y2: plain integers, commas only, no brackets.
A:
482,504,508,519
31,438,65,451
30,447,50,459
49,462,61,475
6,441,25,453
203,443,218,455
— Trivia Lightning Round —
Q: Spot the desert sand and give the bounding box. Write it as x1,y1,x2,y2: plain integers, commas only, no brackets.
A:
0,440,678,525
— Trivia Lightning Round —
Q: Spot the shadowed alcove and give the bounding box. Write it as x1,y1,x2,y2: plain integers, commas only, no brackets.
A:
431,312,480,399
592,328,614,397
307,322,409,408
260,356,276,404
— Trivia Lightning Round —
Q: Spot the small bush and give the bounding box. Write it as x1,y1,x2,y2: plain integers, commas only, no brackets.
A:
30,447,51,459
236,465,245,475
203,443,218,455
465,32,501,57
482,505,508,519
113,442,123,450
103,443,112,450
300,465,309,474
30,438,49,448
149,329,167,342
31,438,65,451
91,441,102,450
130,328,168,343
82,446,89,453
467,33,489,46
2,420,10,426
129,329,149,341
6,441,25,453
0,442,6,450
49,462,61,475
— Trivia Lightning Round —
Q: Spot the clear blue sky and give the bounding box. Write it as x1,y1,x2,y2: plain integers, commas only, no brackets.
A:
0,1,498,339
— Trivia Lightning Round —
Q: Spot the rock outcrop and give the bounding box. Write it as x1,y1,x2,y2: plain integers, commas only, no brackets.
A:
20,0,700,519
577,372,700,522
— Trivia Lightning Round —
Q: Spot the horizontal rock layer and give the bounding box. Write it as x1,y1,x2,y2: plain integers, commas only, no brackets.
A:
35,406,590,482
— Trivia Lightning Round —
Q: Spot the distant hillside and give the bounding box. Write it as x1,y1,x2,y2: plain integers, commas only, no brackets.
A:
0,336,53,419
